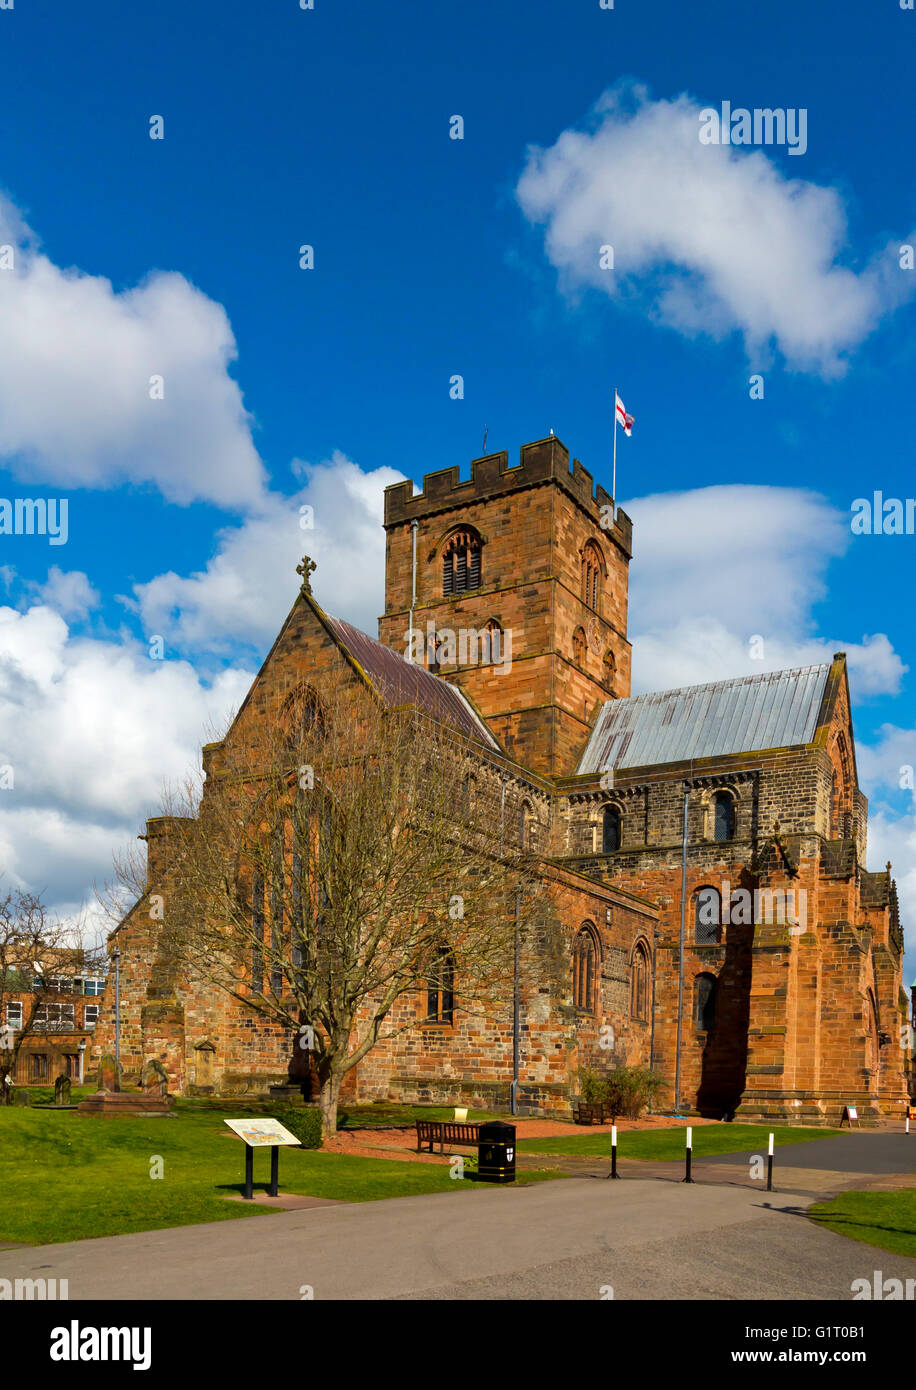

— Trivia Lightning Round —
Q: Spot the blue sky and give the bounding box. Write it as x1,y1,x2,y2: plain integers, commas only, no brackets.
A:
0,0,914,957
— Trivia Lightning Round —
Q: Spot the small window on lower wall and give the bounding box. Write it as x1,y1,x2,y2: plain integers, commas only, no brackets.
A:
694,973,717,1033
426,948,455,1024
28,1053,48,1081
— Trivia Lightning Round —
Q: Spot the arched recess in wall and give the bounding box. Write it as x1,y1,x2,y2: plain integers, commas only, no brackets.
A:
572,922,601,1013
630,939,650,1021
194,1040,217,1090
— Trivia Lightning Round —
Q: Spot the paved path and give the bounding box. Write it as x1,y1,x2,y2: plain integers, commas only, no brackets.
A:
520,1130,916,1198
1,1172,914,1301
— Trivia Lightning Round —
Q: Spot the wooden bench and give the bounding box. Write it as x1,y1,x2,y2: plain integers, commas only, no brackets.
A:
415,1120,481,1153
573,1101,609,1125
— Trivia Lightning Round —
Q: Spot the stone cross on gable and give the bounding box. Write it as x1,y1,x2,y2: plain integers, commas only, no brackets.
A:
297,555,317,595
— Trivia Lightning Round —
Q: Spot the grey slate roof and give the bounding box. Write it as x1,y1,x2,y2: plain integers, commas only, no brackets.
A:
577,664,830,775
324,612,499,751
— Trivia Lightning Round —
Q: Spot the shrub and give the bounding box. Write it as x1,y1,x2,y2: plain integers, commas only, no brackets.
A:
602,1066,665,1121
576,1066,606,1103
273,1104,323,1149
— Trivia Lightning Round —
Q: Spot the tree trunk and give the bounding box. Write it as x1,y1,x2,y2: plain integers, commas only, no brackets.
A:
318,1071,343,1136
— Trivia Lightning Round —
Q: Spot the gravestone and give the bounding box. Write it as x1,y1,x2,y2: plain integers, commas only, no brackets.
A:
12,1088,30,1106
54,1073,71,1106
140,1059,169,1099
96,1053,122,1093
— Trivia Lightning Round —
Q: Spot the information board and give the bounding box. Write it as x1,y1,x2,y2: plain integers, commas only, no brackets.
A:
224,1117,302,1147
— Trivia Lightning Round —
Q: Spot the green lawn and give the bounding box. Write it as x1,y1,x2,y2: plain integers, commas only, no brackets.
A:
0,1107,559,1246
809,1190,916,1261
518,1123,844,1160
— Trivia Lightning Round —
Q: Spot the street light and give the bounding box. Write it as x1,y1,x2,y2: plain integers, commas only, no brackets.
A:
77,1038,86,1085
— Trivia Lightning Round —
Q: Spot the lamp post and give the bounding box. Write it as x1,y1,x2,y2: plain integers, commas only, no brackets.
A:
78,1038,86,1085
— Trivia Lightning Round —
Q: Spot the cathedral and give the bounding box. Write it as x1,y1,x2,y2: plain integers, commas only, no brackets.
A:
95,434,911,1124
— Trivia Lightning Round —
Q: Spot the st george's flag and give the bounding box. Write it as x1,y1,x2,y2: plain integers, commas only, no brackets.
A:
615,391,634,437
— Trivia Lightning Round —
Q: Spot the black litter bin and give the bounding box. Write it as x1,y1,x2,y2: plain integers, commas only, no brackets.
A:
477,1120,516,1183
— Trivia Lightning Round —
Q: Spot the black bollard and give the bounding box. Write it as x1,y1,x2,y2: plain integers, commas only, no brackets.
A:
609,1123,621,1179
766,1131,774,1192
682,1125,694,1183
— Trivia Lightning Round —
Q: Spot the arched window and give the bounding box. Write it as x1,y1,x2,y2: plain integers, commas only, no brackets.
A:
519,800,532,849
695,886,721,945
603,650,617,694
282,684,325,746
443,529,482,596
630,941,650,1021
572,627,586,666
713,791,736,843
602,805,621,852
581,541,604,611
830,771,841,837
572,924,600,1012
426,947,455,1024
694,973,717,1032
483,619,503,664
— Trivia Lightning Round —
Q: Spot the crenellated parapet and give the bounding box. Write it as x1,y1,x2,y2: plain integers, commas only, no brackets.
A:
384,435,632,557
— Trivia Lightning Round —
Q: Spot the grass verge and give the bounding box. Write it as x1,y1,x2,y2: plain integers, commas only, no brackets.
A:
0,1107,558,1245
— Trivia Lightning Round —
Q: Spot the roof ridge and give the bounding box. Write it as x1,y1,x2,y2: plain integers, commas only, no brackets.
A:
613,661,832,706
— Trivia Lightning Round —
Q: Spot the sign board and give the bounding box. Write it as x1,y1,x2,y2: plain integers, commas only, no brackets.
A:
224,1117,302,1148
840,1105,860,1128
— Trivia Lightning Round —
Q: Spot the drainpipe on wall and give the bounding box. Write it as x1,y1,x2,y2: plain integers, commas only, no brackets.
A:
674,783,689,1114
511,889,520,1116
407,520,418,662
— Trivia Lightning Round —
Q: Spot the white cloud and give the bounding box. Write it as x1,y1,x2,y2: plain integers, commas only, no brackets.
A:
132,452,403,653
516,84,915,375
0,193,266,508
0,603,253,914
624,484,906,697
28,566,100,622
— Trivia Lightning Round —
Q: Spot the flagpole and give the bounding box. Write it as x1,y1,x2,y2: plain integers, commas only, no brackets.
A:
612,386,618,509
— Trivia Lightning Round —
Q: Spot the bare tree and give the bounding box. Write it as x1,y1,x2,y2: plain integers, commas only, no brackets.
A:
134,685,552,1133
0,886,103,1103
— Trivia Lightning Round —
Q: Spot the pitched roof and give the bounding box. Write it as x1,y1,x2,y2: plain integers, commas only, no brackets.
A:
322,612,499,750
577,664,831,775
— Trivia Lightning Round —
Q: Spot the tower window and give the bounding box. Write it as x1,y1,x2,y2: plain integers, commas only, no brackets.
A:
572,627,586,666
443,529,482,596
603,650,617,694
581,541,604,612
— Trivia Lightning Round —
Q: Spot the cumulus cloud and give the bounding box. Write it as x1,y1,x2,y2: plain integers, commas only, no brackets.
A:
0,603,253,912
624,483,906,697
28,567,100,622
0,193,266,508
516,84,915,374
131,451,403,654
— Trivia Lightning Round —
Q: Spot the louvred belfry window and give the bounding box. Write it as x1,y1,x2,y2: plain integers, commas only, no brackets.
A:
443,529,482,595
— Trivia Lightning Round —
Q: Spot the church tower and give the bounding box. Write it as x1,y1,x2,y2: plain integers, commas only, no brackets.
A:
378,435,633,776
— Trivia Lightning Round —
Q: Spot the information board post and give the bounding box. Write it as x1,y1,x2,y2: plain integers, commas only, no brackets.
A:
244,1145,254,1200
269,1145,279,1197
